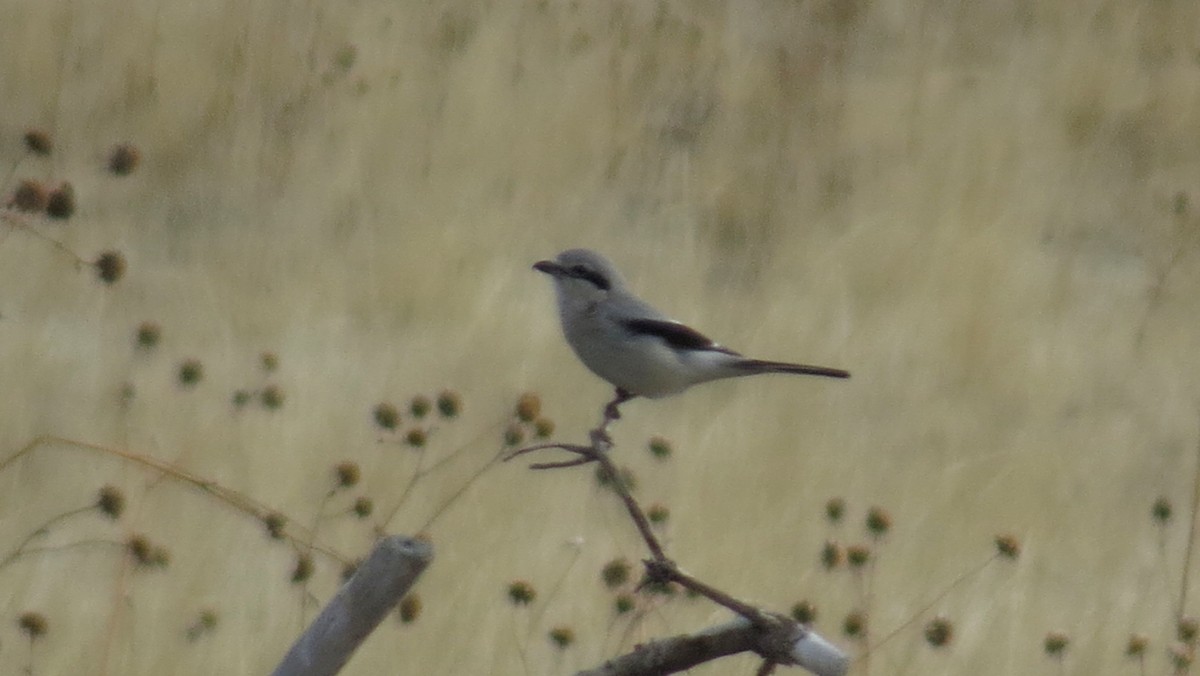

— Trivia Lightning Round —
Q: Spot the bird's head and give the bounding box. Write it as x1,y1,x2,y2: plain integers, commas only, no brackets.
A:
533,249,624,303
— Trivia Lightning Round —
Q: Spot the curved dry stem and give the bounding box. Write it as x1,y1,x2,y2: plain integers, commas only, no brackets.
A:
0,435,349,565
381,414,510,529
1,212,88,268
504,441,586,462
528,456,594,470
1178,429,1200,619
867,551,997,656
0,505,103,570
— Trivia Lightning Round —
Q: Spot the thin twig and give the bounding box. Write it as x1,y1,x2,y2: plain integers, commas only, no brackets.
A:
381,416,508,529
5,539,126,563
1,212,88,268
0,504,96,569
0,435,348,564
1178,429,1200,619
2,153,26,189
419,445,509,532
380,445,428,528
868,552,997,654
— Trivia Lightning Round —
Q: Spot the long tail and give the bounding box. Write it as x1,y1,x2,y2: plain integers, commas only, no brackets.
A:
737,359,850,379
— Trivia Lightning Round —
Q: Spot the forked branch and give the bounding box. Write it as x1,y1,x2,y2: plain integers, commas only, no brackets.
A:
505,391,847,676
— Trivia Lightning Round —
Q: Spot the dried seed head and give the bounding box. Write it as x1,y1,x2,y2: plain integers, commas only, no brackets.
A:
647,503,670,525
107,143,141,175
46,182,75,219
232,390,252,408
515,392,541,422
924,616,954,647
1179,617,1199,644
1154,497,1174,525
825,497,846,524
96,485,125,520
9,179,47,212
1044,631,1069,657
994,533,1021,560
135,321,161,349
291,554,314,583
199,609,218,630
334,461,361,488
178,358,203,386
149,545,170,568
405,428,427,448
865,506,892,537
398,594,422,623
843,611,866,638
436,390,462,417
647,436,672,459
186,608,219,641
353,497,373,518
260,385,284,410
846,544,871,568
601,558,631,589
821,540,845,570
1170,642,1194,670
409,395,431,419
23,129,52,155
1173,192,1190,216
200,609,219,633
548,626,575,648
260,352,279,372
263,512,287,539
1126,634,1149,657
507,580,536,606
95,250,126,284
127,534,153,566
18,611,48,639
334,44,358,71
614,593,635,614
790,600,817,624
373,402,400,430
503,423,525,447
533,417,555,438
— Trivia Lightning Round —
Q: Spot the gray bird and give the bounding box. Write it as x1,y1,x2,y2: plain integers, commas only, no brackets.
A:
534,249,848,410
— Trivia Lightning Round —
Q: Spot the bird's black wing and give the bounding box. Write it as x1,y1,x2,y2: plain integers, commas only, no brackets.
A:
622,318,740,356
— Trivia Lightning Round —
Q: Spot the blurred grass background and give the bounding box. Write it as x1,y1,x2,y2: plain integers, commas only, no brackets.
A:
1,0,1199,673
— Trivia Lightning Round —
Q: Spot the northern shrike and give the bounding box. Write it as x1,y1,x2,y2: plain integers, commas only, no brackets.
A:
534,249,849,408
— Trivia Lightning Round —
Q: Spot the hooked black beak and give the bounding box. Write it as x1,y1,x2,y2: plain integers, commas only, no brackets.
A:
533,260,563,276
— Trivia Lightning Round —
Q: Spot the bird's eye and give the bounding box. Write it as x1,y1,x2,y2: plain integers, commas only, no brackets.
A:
569,265,610,291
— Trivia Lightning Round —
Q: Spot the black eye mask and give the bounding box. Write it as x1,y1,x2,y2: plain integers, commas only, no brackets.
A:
569,265,611,291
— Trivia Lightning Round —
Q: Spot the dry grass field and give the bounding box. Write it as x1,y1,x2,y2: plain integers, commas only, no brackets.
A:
1,1,1199,674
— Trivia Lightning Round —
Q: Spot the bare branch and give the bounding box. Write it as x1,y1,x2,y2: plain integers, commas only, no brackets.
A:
574,617,847,676
271,535,433,676
513,394,848,675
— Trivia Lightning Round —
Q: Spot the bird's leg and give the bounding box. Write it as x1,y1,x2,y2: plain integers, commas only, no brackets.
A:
604,388,635,421
592,388,635,449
